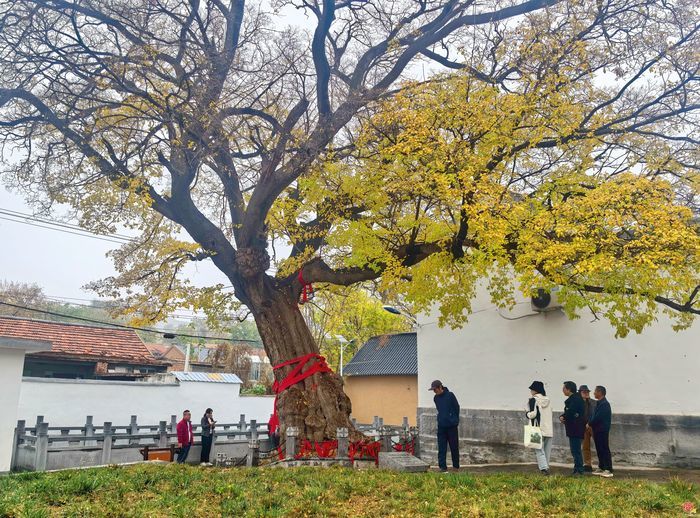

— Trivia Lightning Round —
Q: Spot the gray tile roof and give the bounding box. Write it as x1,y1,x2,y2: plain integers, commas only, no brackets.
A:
343,332,417,376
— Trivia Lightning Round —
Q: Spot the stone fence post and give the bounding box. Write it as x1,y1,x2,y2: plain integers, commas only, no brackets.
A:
158,421,168,447
84,416,96,446
249,420,258,440
238,414,247,434
10,420,25,471
169,415,177,433
411,426,421,458
246,438,260,467
34,415,44,434
285,427,298,459
336,427,349,459
34,422,49,472
129,415,139,445
101,422,113,465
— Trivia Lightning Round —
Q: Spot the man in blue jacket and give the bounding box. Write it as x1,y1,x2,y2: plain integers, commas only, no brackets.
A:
430,380,460,472
588,385,613,478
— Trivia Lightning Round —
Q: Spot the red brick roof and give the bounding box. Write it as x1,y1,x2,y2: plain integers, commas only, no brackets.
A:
0,316,159,364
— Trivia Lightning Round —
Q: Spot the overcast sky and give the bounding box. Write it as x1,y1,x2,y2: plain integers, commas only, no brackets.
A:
0,4,311,302
0,187,231,300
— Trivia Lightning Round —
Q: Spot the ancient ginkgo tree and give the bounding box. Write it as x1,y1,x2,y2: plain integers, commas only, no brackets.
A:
0,0,698,441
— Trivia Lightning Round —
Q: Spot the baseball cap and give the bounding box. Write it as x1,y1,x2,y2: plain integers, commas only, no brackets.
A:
429,380,443,391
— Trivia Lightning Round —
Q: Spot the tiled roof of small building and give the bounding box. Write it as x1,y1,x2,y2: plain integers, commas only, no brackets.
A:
343,332,417,376
171,371,242,384
0,316,158,364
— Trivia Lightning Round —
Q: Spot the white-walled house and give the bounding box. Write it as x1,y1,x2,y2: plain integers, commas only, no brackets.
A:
0,336,51,473
417,284,700,468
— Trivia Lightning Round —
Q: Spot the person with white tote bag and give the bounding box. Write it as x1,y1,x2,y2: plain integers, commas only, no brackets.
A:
526,381,554,475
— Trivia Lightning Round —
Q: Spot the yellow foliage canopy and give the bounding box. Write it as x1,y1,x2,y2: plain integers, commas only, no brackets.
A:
270,74,700,337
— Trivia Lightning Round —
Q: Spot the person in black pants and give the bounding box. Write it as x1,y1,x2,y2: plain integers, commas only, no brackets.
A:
430,380,460,472
560,381,586,475
200,408,216,466
588,386,613,478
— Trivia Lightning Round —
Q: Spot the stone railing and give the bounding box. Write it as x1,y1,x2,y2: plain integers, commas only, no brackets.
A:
276,416,420,467
11,414,270,472
11,414,420,472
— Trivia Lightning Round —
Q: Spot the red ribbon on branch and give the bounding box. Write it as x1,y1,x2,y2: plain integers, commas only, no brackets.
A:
270,353,333,459
272,353,332,395
297,269,314,304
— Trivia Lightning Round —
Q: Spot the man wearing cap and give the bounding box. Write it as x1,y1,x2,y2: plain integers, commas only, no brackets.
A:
429,380,460,472
579,385,597,472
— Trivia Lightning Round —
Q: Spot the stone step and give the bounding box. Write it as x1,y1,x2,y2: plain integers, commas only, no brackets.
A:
378,452,430,472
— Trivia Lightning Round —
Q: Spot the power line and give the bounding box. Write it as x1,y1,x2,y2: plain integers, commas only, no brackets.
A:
44,296,208,321
0,207,135,241
0,213,133,245
0,300,261,343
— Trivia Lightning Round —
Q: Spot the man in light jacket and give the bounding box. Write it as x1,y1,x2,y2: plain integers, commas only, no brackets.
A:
527,381,553,475
430,380,460,472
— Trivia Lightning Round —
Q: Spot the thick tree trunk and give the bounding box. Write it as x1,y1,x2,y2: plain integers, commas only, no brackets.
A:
235,249,356,442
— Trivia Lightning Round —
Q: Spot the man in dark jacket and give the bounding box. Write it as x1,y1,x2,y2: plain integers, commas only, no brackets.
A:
588,385,613,478
430,380,460,472
579,385,597,472
560,381,585,475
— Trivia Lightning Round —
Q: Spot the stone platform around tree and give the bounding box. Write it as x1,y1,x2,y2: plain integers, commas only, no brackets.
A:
272,458,353,468
378,452,430,472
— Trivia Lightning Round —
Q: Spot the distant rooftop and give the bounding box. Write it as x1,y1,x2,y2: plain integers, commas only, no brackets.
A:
144,343,185,363
0,316,158,364
344,332,417,377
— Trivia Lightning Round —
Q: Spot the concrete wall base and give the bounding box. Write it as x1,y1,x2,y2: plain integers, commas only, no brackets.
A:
13,439,267,471
273,458,353,468
417,407,700,469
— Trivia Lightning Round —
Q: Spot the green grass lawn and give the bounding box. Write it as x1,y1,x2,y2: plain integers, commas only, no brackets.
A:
1,464,698,517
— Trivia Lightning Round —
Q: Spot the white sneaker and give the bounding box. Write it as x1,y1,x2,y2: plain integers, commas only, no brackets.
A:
592,469,605,476
200,462,208,466
600,470,614,478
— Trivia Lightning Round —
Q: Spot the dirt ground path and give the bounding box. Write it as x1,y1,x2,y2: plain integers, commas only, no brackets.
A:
436,463,700,484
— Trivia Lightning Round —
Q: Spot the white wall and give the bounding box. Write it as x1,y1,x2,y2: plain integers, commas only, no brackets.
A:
418,286,700,416
17,378,275,427
0,348,26,472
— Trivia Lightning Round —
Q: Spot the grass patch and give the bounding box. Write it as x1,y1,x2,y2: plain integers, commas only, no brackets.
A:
0,464,697,517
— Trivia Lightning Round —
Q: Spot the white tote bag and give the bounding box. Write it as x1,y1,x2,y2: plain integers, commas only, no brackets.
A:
524,424,544,449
